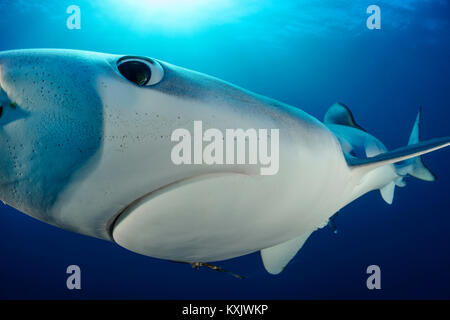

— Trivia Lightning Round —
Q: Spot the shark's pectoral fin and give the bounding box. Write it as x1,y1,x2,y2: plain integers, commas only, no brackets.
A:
380,181,395,204
347,136,450,174
260,231,313,275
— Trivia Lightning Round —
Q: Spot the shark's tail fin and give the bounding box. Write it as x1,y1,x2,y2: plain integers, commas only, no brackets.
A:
347,107,450,192
399,108,436,181
348,131,450,206
348,108,450,175
377,109,437,204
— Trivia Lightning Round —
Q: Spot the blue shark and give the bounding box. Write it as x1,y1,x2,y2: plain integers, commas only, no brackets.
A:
0,49,448,275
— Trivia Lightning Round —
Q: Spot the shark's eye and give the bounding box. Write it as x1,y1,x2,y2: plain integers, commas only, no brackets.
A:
117,57,164,86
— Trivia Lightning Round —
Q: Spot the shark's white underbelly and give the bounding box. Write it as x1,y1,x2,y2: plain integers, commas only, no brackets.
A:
111,170,343,262
108,127,351,262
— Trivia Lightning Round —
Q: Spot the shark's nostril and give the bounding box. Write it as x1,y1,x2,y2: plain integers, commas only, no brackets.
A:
0,106,3,117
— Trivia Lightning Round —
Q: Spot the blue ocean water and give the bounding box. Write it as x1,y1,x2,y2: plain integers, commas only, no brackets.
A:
0,0,449,299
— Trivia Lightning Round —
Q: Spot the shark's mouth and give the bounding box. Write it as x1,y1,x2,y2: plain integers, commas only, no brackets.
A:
106,171,251,242
106,171,261,263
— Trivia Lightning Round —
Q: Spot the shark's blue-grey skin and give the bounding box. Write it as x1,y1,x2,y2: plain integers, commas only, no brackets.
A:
0,49,449,275
0,50,104,224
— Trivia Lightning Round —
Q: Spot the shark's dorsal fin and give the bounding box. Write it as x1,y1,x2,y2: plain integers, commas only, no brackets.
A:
260,231,313,275
324,102,366,132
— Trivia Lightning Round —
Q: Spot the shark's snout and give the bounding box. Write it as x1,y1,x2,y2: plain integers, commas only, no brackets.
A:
0,49,105,227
